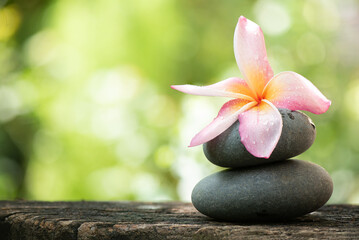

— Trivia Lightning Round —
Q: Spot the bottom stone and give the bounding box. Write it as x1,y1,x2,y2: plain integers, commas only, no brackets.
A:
191,160,333,222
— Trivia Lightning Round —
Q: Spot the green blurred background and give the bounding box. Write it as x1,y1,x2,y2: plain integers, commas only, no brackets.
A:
0,0,358,203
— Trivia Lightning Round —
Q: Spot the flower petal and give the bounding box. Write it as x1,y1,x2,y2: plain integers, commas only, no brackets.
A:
238,99,282,158
263,71,331,114
234,16,274,98
189,99,257,147
171,77,255,101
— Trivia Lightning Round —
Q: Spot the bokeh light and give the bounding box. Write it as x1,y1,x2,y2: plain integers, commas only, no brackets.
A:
0,0,358,203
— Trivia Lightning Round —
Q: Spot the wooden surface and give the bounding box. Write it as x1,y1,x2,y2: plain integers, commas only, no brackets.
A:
0,201,358,239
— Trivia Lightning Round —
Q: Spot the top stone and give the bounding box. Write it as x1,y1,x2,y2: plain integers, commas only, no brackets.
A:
203,109,316,168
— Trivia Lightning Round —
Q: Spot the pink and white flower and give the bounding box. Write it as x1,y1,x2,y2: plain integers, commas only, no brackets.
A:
172,16,331,158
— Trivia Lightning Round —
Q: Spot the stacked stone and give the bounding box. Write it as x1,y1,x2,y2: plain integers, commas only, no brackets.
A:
191,109,333,221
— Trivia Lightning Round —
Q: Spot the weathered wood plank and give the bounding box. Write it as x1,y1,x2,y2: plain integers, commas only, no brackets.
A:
0,201,358,239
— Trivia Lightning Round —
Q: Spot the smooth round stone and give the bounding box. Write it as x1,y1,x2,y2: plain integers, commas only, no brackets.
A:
203,109,316,168
191,160,333,222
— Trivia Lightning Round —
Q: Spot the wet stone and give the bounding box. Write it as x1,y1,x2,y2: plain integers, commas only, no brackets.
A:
191,159,333,222
203,109,316,168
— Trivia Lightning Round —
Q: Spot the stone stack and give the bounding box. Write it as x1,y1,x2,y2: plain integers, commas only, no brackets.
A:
191,109,333,221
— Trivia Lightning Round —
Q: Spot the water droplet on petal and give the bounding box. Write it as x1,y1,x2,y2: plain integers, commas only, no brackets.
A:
252,141,256,145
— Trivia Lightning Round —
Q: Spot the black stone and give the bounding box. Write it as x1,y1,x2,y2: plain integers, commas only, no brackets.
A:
203,109,316,168
191,160,333,222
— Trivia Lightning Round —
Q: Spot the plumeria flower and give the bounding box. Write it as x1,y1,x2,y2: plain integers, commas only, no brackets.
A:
171,16,331,158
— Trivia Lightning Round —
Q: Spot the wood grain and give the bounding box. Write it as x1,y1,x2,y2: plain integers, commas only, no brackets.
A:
0,201,358,239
